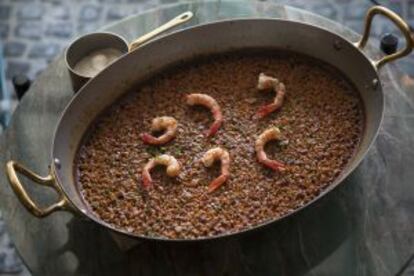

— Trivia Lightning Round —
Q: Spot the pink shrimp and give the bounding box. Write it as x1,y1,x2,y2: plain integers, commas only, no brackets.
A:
186,93,223,137
141,154,181,188
141,116,178,145
255,127,286,171
256,73,286,118
201,147,230,193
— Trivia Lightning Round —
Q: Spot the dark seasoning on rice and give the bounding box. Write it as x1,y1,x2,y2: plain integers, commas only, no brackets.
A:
76,50,364,239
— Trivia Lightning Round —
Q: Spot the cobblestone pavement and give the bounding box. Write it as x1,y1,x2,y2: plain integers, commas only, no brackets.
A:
0,0,414,275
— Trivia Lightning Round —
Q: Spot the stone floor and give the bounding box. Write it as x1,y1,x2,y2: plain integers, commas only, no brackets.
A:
0,0,414,275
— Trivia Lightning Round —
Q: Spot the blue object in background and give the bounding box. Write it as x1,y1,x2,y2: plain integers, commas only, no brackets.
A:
0,43,11,130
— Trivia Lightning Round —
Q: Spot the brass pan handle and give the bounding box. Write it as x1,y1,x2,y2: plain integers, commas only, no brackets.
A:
355,5,413,70
6,161,74,218
128,11,193,52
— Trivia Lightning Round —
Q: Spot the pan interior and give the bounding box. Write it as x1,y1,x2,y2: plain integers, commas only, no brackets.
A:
52,19,382,240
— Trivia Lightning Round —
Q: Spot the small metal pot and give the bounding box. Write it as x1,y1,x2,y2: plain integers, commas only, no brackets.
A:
65,11,193,91
6,6,414,241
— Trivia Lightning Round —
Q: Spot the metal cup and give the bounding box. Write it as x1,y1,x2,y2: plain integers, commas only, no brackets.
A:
65,11,193,92
65,32,128,92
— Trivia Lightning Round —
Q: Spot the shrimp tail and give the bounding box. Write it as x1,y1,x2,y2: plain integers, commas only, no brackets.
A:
206,120,222,137
208,174,228,193
262,159,286,171
256,104,277,118
140,133,159,145
142,172,153,189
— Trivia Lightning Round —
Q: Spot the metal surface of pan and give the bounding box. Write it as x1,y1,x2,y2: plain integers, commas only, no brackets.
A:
6,6,414,241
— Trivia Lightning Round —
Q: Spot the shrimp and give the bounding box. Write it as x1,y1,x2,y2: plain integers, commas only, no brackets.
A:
255,127,286,171
256,73,286,118
141,154,181,188
201,147,230,193
140,116,178,145
186,93,223,137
